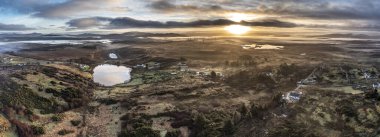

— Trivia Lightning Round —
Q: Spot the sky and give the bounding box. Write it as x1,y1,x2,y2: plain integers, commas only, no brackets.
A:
1,0,380,33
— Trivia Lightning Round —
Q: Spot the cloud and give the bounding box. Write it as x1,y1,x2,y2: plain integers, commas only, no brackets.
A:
254,0,380,20
33,0,124,19
313,33,372,39
0,23,34,31
0,0,49,13
66,17,112,29
241,19,297,28
109,17,235,28
3,0,380,31
0,0,124,19
67,16,298,29
148,0,229,13
146,0,380,21
108,17,297,28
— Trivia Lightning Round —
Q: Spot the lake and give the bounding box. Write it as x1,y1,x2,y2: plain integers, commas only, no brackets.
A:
93,64,132,86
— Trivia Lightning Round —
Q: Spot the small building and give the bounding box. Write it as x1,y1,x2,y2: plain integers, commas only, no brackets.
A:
373,83,380,89
133,64,146,69
297,78,316,86
146,62,161,70
196,71,210,76
352,84,361,90
283,91,303,103
364,72,371,79
265,72,274,77
79,64,90,71
178,63,189,72
216,72,224,77
0,57,12,64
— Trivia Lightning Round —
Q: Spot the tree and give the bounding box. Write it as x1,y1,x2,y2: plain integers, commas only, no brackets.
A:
225,61,230,66
210,71,217,79
250,104,259,116
194,114,209,130
180,57,187,62
232,111,242,124
165,130,181,137
192,114,220,137
223,120,235,136
240,105,248,116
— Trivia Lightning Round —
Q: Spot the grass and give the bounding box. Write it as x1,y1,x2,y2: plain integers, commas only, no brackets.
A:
127,71,177,86
25,73,65,90
45,64,92,79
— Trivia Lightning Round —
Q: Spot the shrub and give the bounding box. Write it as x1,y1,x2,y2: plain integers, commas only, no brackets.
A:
210,71,217,79
51,114,64,122
1,87,58,114
57,129,74,136
50,81,57,85
70,120,81,126
223,120,235,136
120,127,160,137
31,125,45,135
165,130,181,137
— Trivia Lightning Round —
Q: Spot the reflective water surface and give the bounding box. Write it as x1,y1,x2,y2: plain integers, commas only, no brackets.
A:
93,64,132,86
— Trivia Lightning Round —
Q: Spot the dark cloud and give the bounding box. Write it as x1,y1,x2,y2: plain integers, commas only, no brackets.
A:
3,0,380,31
241,19,297,28
254,0,380,20
109,17,235,28
147,0,380,21
313,33,372,39
108,17,297,28
0,23,34,31
149,0,228,13
149,0,175,11
67,16,297,29
66,17,112,29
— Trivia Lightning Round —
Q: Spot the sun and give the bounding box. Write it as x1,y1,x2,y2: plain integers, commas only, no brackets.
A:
224,25,251,35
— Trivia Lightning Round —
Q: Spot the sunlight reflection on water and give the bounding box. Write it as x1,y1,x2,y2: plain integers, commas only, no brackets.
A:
93,64,132,86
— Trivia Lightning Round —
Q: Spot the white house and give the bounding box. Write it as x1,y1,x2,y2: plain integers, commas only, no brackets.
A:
178,63,189,72
283,91,303,103
373,83,380,89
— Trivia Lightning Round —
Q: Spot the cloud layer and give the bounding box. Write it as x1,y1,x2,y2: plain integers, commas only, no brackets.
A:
0,23,34,31
0,0,125,19
1,0,380,31
147,0,380,21
66,17,298,29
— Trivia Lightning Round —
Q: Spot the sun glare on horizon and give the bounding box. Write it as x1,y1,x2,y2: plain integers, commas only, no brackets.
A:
227,13,250,22
224,25,251,35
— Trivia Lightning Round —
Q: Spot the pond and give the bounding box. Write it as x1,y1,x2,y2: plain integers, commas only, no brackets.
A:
241,44,284,50
93,64,132,86
109,53,118,59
